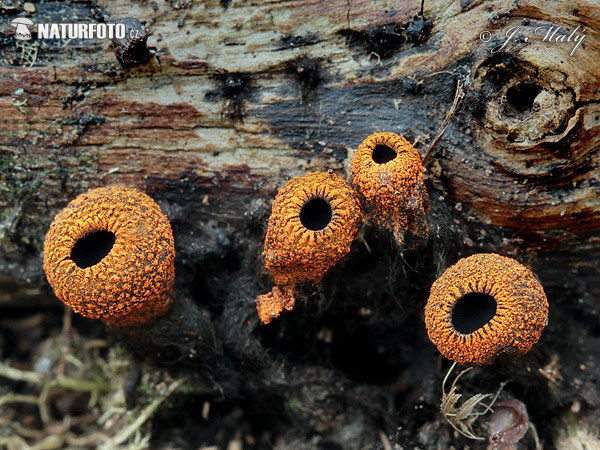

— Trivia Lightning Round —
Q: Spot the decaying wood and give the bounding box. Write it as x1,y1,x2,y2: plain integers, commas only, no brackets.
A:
1,0,598,260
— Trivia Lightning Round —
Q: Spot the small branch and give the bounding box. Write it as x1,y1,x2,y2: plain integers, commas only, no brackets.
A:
39,383,52,424
0,362,41,384
0,362,111,393
101,378,186,448
346,0,351,27
0,361,111,425
422,79,465,166
0,393,39,406
529,422,542,450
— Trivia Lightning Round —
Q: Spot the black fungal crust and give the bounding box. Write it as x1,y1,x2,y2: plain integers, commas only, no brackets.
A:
112,17,151,68
339,23,406,59
403,77,423,94
406,15,433,44
287,56,324,104
277,33,319,50
339,14,432,59
206,72,254,120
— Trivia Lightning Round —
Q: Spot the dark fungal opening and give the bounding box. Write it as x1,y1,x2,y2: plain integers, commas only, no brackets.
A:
71,230,116,269
452,292,497,334
372,144,397,164
300,198,332,231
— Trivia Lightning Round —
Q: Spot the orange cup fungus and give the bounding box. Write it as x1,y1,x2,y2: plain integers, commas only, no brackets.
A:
424,253,548,366
257,171,362,324
350,132,429,247
43,186,175,327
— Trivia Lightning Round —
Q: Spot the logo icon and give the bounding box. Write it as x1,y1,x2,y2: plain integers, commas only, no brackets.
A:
10,17,34,40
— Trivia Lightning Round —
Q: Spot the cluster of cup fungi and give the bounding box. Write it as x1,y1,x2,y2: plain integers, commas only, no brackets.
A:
258,131,548,367
43,131,549,442
257,132,431,323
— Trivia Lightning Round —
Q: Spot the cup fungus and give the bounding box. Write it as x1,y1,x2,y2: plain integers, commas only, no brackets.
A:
257,171,362,324
425,253,548,366
43,186,175,327
350,132,429,248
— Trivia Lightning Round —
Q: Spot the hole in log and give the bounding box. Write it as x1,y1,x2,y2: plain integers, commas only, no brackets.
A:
300,198,332,231
372,144,397,164
505,83,542,114
452,292,497,334
71,230,116,269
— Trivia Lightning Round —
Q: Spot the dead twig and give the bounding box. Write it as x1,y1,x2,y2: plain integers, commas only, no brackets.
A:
529,422,542,450
0,362,110,395
100,378,186,449
378,429,392,450
440,362,507,440
0,393,39,406
10,98,29,115
0,361,111,423
423,79,465,166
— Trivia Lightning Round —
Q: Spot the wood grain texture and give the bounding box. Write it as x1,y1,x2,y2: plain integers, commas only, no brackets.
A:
1,1,598,261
